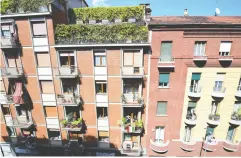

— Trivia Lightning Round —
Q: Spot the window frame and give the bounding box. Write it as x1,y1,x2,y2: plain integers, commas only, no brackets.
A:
194,41,206,56
156,101,167,116
94,55,106,67
95,81,107,94
155,126,165,143
158,73,170,88
97,107,108,119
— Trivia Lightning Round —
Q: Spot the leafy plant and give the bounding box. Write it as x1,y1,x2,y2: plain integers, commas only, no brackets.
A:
61,119,68,126
0,0,18,14
135,119,143,128
209,113,220,121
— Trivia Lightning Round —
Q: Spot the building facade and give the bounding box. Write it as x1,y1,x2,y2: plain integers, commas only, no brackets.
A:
147,16,241,156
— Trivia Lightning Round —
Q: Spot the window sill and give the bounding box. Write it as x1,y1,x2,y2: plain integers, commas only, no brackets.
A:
95,65,106,67
158,86,170,89
96,93,107,95
156,115,168,117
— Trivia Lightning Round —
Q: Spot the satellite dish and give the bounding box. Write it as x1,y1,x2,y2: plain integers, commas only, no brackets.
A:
215,8,220,15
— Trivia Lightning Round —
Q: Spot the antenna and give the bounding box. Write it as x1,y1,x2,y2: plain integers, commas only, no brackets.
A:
215,8,220,16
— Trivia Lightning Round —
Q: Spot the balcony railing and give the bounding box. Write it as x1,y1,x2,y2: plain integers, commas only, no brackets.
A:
53,66,79,78
218,55,234,61
180,140,196,152
1,67,24,78
193,55,208,61
207,114,220,126
0,37,18,48
202,140,218,152
0,94,14,104
11,117,33,128
121,94,143,107
119,118,143,133
121,143,142,156
121,67,144,78
188,86,202,98
150,139,169,153
229,112,241,126
60,117,83,131
235,85,241,98
57,94,81,106
157,56,175,68
184,113,197,125
223,140,240,152
211,86,226,98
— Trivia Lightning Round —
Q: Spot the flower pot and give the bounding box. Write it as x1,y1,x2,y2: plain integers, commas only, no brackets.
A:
62,124,67,128
102,19,109,24
76,20,83,24
66,123,71,128
115,19,122,23
89,20,96,24
128,18,136,23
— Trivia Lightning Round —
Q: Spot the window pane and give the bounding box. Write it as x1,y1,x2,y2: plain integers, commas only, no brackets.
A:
161,42,172,61
101,56,106,66
226,126,235,141
123,52,133,66
155,126,164,142
95,56,101,66
36,52,50,67
194,42,206,56
2,30,11,37
156,102,167,115
133,52,141,66
40,81,54,93
32,22,47,36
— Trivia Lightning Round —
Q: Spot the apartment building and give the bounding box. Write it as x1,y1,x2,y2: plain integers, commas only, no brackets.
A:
0,1,152,156
147,15,241,156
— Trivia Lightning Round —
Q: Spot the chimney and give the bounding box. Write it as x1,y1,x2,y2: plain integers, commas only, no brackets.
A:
184,9,188,16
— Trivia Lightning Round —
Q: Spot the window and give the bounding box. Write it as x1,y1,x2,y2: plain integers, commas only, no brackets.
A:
159,73,170,87
190,73,201,92
59,52,75,66
160,41,172,61
194,41,206,56
1,25,11,37
2,105,10,115
123,107,140,122
205,126,214,140
44,106,57,117
97,107,108,119
234,101,241,112
187,101,197,120
6,127,16,137
219,41,232,56
36,52,51,67
40,81,54,94
16,106,27,116
62,79,77,95
96,81,107,94
98,131,109,142
48,130,61,140
31,22,47,36
156,101,167,115
65,106,80,121
123,133,139,148
214,73,225,91
155,126,164,143
211,101,219,115
5,52,21,68
123,79,139,94
94,52,106,66
184,126,191,142
226,126,235,142
123,50,141,66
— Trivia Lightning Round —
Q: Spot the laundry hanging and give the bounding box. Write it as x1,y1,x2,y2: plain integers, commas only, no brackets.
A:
13,82,24,104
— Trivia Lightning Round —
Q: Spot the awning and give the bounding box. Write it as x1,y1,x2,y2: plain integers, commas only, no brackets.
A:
13,82,24,104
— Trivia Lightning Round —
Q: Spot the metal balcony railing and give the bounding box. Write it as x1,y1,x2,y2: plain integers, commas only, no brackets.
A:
121,67,144,77
1,67,24,77
53,66,79,78
213,86,226,93
0,37,18,48
189,86,201,93
121,94,143,105
57,94,81,105
158,56,175,62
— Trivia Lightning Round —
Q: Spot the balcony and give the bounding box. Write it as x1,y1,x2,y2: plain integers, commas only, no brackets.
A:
121,67,144,78
60,117,83,131
202,140,218,152
188,86,202,98
207,114,220,126
184,114,197,126
118,118,143,133
157,56,175,68
211,87,226,98
193,55,208,61
180,140,196,152
57,94,81,106
235,86,241,98
1,67,24,78
218,55,234,61
96,94,108,103
223,140,240,152
121,142,142,156
121,94,143,107
229,112,241,126
0,94,13,104
150,139,169,153
10,117,33,128
53,66,79,78
0,37,18,48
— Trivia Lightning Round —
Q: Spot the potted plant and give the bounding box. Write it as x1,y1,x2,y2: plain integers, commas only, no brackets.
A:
115,18,122,23
76,18,83,24
135,120,143,131
102,19,109,24
128,17,136,23
61,119,68,128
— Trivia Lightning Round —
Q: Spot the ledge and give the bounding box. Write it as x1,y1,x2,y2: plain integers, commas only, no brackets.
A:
1,12,51,18
54,43,151,48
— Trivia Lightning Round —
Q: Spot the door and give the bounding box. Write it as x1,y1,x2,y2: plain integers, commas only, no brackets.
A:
161,42,172,61
155,127,164,143
191,73,201,92
226,126,235,142
184,126,191,142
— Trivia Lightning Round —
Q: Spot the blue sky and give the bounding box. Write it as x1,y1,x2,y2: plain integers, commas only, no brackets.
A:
86,0,241,16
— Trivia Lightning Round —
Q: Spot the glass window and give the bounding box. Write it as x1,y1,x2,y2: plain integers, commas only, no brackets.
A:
219,41,232,56
36,52,51,67
123,79,139,94
97,107,108,118
65,106,80,121
96,81,107,94
155,126,164,143
160,42,172,61
48,130,61,140
156,101,167,115
59,52,75,66
31,22,47,36
159,73,170,87
2,105,10,115
94,55,106,66
62,79,77,95
1,25,11,37
194,41,206,56
226,126,235,142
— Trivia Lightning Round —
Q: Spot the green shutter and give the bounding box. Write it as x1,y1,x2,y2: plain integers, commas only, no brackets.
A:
157,102,167,115
188,101,197,108
206,127,214,136
161,42,172,61
159,74,170,83
191,73,201,80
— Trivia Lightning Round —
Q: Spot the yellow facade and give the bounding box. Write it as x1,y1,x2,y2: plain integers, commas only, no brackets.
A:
180,68,241,142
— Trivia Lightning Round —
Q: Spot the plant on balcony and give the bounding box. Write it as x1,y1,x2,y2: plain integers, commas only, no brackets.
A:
55,23,148,44
137,98,143,104
231,108,241,121
208,113,220,121
68,6,144,23
71,117,83,128
121,94,127,103
117,117,127,126
135,119,143,130
61,119,68,128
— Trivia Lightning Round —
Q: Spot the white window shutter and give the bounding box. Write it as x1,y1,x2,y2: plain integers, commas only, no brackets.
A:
133,52,141,66
123,52,133,66
219,42,232,52
216,73,225,81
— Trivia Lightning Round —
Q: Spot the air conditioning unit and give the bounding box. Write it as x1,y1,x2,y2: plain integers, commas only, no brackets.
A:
123,141,133,150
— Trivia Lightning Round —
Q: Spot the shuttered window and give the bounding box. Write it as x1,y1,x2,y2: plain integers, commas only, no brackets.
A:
191,73,201,80
36,52,51,67
159,73,170,87
219,41,232,56
44,106,57,117
123,51,141,66
156,101,167,115
155,126,164,143
160,42,172,61
32,22,47,36
40,81,54,93
194,41,206,56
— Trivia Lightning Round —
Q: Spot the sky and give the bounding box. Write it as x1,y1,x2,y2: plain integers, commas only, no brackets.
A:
85,0,241,16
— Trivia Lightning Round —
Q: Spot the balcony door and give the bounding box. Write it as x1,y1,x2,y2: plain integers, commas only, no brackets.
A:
62,79,78,96
226,126,235,143
214,73,225,91
65,106,80,121
211,101,219,115
5,51,21,68
155,126,164,143
190,73,201,92
59,52,75,67
123,79,139,96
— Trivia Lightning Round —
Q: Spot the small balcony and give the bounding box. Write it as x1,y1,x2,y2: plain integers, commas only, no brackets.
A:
229,112,241,126
180,140,196,152
207,114,220,126
193,55,208,61
157,56,175,68
97,117,109,131
188,86,202,98
184,114,197,126
0,37,18,48
0,94,14,104
235,86,241,98
121,142,142,156
223,140,240,152
211,87,226,98
60,117,83,131
218,55,234,61
121,67,144,78
118,118,143,134
1,67,24,78
202,140,218,152
57,94,81,106
53,66,79,78
121,94,143,107
150,139,169,153
11,117,33,128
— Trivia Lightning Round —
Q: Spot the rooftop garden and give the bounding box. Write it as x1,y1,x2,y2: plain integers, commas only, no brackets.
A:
68,6,145,23
55,23,148,44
